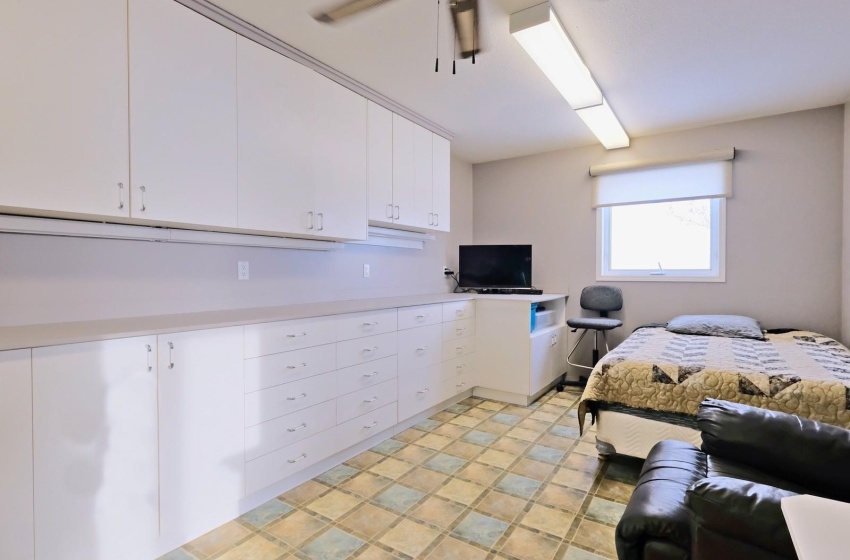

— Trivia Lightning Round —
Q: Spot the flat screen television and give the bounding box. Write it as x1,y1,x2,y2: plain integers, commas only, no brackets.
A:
459,245,532,289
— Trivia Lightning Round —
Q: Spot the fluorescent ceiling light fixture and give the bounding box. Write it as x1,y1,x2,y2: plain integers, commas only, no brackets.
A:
510,2,630,149
576,97,630,149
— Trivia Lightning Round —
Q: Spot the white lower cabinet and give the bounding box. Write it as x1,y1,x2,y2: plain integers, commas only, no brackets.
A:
335,355,398,395
245,429,338,495
398,365,442,421
244,343,337,393
245,371,337,427
336,331,397,369
33,337,160,560
336,403,398,447
337,379,398,424
0,349,34,560
157,327,245,545
245,400,337,462
398,324,442,372
530,326,567,395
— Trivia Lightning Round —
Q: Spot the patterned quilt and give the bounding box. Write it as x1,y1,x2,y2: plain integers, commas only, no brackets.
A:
578,327,850,433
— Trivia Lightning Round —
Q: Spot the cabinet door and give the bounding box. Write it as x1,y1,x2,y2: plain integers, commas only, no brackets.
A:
0,0,129,218
432,134,451,232
413,125,434,229
313,76,368,240
158,327,244,544
237,36,315,235
0,349,34,560
33,337,159,560
391,115,416,227
129,0,238,228
367,102,395,225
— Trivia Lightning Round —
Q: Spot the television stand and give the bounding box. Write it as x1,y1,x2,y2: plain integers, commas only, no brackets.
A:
474,288,543,295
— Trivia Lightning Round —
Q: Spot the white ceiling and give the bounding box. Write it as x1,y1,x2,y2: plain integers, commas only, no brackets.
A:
209,0,850,163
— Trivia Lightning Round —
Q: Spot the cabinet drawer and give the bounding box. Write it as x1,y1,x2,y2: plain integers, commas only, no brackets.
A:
442,353,476,381
397,304,442,330
398,365,441,421
336,309,397,341
336,403,397,450
337,379,398,424
245,428,338,495
336,355,398,397
245,400,337,462
244,343,336,393
442,300,475,322
442,318,475,341
244,316,336,358
440,371,473,402
398,324,442,372
245,371,336,427
336,332,397,369
442,335,476,361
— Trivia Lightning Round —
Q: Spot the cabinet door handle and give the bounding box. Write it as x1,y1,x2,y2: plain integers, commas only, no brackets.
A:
286,362,307,370
317,212,324,231
363,396,379,403
456,364,464,370
435,213,439,226
394,205,400,219
139,185,147,212
386,204,394,219
287,453,307,464
362,321,379,327
456,381,466,389
456,328,465,334
167,342,174,369
416,346,429,352
307,211,314,230
363,371,380,378
287,392,308,401
428,212,434,225
364,421,379,430
416,314,429,319
417,388,430,394
146,344,153,372
118,183,125,210
456,346,465,351
286,332,307,338
455,309,463,316
286,423,307,433
363,346,378,354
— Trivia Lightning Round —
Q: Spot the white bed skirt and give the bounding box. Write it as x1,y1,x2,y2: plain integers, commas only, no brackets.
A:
595,409,702,459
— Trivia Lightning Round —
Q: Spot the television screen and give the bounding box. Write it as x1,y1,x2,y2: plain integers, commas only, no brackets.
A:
459,245,532,288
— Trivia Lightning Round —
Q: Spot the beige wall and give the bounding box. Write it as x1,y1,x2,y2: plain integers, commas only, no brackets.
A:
474,106,844,376
0,156,473,327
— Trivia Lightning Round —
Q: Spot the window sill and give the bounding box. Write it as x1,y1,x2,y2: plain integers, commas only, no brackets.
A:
597,273,725,283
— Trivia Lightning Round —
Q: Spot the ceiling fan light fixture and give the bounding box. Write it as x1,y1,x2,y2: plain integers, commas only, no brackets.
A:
575,97,630,149
510,2,629,149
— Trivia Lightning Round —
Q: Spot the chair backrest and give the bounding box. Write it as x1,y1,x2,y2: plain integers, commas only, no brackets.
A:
580,285,623,316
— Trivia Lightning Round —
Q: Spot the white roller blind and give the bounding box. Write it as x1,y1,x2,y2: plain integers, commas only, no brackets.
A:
591,149,734,208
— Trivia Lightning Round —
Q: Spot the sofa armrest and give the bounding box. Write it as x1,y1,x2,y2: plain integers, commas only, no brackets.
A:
685,477,797,559
697,399,850,501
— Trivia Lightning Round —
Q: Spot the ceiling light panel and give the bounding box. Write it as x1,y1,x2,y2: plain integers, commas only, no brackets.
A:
575,98,630,149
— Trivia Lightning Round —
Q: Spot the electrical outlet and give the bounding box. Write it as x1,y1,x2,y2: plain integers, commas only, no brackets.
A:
363,264,370,278
238,261,249,280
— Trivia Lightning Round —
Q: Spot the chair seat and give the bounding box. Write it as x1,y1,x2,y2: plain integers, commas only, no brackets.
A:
567,317,623,330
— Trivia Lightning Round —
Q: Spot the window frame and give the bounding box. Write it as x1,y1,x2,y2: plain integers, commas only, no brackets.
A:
596,197,726,282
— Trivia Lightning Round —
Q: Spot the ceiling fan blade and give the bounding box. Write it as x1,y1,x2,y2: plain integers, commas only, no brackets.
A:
450,0,481,59
313,0,398,23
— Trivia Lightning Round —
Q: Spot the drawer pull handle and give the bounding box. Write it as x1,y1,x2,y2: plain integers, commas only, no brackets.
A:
364,421,379,430
417,388,430,394
287,393,308,401
455,309,463,315
416,346,429,352
287,453,307,464
287,332,307,338
416,314,429,319
363,346,378,353
456,328,465,334
363,396,379,403
456,364,464,370
362,321,379,327
287,423,307,433
363,371,380,378
456,382,466,389
286,362,307,370
456,346,465,351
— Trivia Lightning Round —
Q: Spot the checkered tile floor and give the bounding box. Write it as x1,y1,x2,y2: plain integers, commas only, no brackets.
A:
159,388,643,560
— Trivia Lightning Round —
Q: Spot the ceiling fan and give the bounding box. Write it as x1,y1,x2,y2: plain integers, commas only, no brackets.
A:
313,0,481,63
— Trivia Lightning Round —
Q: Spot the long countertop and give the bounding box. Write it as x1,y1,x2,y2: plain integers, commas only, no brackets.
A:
0,292,568,351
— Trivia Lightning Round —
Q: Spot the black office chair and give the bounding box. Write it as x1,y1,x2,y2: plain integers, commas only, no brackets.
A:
563,285,623,384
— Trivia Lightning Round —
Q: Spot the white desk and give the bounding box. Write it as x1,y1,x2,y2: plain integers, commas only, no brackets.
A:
781,494,850,560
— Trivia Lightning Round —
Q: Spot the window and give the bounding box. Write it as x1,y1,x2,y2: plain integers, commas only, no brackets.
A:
598,198,725,281
590,149,733,282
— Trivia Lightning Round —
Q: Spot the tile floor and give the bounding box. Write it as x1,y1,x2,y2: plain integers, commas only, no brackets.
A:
160,388,643,560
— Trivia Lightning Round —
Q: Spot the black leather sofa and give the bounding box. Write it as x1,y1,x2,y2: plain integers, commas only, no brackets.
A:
615,399,850,560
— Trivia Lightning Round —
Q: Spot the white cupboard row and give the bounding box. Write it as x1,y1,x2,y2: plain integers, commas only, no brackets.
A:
0,0,450,240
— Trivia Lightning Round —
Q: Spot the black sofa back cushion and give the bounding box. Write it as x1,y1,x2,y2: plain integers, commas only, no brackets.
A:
697,399,850,502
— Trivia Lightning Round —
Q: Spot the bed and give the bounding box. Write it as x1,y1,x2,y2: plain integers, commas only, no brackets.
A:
578,324,850,458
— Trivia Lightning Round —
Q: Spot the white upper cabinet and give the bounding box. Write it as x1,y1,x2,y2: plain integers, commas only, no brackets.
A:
432,134,451,232
33,337,159,560
367,102,394,223
413,125,434,229
0,0,129,218
129,0,238,228
237,38,367,241
391,115,417,228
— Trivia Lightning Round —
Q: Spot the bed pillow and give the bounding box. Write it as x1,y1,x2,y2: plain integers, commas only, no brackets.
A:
666,314,764,340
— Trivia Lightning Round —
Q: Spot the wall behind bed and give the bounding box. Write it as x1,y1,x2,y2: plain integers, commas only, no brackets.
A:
473,106,844,378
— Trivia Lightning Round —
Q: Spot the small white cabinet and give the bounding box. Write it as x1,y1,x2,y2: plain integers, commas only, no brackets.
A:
391,114,418,227
0,0,129,219
367,102,395,223
0,349,34,560
413,125,434,229
129,0,238,228
432,134,451,232
32,337,160,560
158,327,245,545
